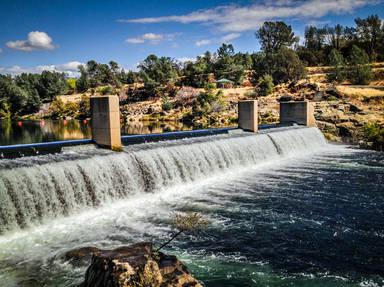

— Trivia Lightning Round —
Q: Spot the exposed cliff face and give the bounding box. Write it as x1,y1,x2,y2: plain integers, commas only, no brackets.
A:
72,242,202,287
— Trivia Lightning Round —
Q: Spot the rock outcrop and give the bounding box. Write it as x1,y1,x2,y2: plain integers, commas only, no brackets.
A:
75,242,202,287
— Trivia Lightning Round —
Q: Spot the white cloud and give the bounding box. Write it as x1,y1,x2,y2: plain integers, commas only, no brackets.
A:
195,39,211,47
119,0,380,32
142,33,163,40
126,38,145,44
6,31,56,51
126,33,178,44
221,33,241,42
0,61,83,77
177,57,196,63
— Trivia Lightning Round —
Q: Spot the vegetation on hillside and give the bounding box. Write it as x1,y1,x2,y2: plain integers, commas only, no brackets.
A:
0,14,383,120
363,123,384,151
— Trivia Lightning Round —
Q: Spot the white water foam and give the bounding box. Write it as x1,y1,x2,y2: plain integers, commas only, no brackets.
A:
0,127,326,233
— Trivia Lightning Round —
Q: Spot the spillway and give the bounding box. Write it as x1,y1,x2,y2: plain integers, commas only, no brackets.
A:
0,127,327,234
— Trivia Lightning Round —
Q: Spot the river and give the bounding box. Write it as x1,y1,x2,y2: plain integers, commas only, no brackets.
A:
0,119,201,146
0,127,383,286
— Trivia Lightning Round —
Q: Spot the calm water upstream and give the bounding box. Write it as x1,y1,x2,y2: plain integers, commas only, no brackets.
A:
0,119,199,145
0,128,383,287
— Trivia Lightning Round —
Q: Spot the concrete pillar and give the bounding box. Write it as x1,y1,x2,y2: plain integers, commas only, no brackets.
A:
238,100,258,132
280,101,316,126
91,95,122,149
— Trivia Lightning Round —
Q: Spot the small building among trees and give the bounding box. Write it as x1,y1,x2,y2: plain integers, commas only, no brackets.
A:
215,78,234,89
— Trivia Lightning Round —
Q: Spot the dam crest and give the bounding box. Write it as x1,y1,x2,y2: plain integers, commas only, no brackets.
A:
0,126,326,234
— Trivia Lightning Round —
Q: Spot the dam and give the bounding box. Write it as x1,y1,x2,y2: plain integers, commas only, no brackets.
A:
0,126,325,233
0,100,383,287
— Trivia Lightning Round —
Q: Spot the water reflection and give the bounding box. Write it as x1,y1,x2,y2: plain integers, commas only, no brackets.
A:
0,120,202,146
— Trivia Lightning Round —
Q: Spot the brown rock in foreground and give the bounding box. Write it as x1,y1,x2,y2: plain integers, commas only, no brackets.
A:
79,242,202,287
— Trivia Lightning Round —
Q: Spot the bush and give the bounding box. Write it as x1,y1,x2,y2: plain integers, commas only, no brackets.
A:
193,85,226,115
257,74,274,96
0,102,11,119
174,87,200,107
49,97,79,119
97,85,114,95
327,96,338,102
65,78,77,94
161,95,173,111
363,123,384,151
78,94,90,118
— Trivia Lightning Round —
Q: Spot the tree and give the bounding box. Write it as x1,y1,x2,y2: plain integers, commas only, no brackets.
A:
214,43,245,85
37,71,66,102
121,70,137,85
0,75,29,115
347,45,372,85
271,48,306,83
182,59,210,88
251,52,269,83
234,52,253,70
76,65,90,92
181,51,215,88
305,26,324,51
14,73,42,112
256,21,297,55
355,14,382,60
138,55,178,93
327,49,346,83
257,74,274,96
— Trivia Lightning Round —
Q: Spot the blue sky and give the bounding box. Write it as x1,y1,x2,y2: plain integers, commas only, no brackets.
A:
0,0,383,76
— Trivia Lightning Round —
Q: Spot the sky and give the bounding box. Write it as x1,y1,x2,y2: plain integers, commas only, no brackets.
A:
0,0,383,76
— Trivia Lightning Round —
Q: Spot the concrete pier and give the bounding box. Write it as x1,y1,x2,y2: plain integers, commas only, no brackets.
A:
238,100,258,132
90,95,122,149
280,101,316,127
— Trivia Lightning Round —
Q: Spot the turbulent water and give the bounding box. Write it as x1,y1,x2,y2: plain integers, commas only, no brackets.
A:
0,127,383,287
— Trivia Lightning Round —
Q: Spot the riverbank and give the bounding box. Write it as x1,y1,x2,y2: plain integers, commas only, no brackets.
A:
21,67,384,151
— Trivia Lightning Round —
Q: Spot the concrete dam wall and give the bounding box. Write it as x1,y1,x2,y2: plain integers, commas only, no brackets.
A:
0,127,326,234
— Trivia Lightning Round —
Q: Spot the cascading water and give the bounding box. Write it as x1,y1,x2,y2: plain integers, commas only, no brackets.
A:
0,127,326,234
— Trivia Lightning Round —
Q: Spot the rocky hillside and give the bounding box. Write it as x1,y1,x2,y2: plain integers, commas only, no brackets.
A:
119,81,383,147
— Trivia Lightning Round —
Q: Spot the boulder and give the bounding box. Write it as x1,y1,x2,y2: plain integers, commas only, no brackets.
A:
316,121,337,133
278,94,293,102
349,104,363,113
336,122,356,138
64,246,101,266
78,242,202,287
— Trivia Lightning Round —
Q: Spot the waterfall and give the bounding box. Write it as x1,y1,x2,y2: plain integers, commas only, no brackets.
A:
0,127,326,233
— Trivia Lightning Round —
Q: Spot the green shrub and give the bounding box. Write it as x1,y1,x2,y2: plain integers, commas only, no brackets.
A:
347,45,372,85
327,49,346,83
97,85,113,95
65,78,77,94
78,94,90,118
363,123,384,151
257,74,274,96
161,95,173,111
327,96,338,102
0,102,12,119
49,97,79,119
244,90,258,99
193,85,226,115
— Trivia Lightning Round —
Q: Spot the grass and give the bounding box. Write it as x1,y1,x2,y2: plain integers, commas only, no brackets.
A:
336,85,384,102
